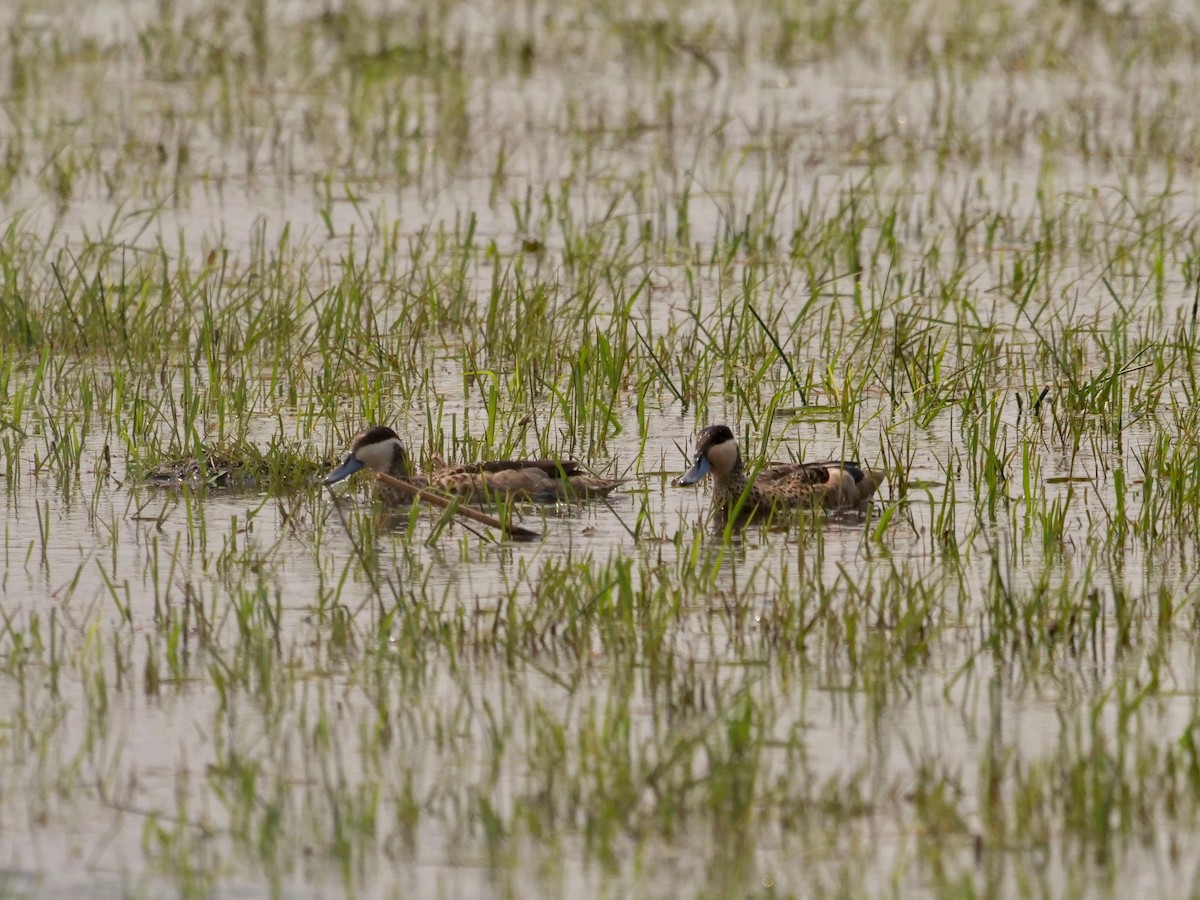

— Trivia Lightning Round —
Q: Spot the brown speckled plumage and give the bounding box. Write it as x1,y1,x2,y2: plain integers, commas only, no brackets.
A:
326,426,624,503
427,458,623,501
674,424,884,517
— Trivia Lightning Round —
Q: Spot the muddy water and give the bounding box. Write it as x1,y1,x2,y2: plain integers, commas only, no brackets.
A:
4,393,1191,897
5,0,1200,896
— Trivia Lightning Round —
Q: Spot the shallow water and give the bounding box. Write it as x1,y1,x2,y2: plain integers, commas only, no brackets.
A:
5,0,1200,897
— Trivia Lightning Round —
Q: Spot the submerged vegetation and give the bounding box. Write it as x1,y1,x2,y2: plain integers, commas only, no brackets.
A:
3,0,1200,895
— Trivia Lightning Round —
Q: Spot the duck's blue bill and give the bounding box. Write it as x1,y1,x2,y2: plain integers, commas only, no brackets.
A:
674,456,711,486
324,456,364,485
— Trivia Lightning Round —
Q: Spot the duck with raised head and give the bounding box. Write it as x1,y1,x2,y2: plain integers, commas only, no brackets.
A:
324,425,624,503
674,424,884,516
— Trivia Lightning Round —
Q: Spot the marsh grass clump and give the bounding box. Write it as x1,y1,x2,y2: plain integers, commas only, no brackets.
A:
135,437,330,493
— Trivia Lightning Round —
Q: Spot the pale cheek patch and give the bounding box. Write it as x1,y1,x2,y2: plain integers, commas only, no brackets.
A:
830,468,857,503
356,439,400,473
705,439,739,476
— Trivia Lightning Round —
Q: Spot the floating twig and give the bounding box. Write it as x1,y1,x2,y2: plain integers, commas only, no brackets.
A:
374,471,542,541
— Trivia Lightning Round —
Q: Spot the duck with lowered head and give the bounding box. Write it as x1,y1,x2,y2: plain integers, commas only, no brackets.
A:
324,425,624,503
674,424,884,517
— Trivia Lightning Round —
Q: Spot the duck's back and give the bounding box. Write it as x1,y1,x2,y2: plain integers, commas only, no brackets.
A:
431,459,622,501
754,460,884,508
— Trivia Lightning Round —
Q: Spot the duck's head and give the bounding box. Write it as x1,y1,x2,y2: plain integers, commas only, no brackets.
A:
674,424,740,486
324,425,412,484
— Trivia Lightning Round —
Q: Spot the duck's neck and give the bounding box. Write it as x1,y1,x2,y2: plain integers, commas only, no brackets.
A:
713,454,749,507
371,443,416,506
390,443,413,479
